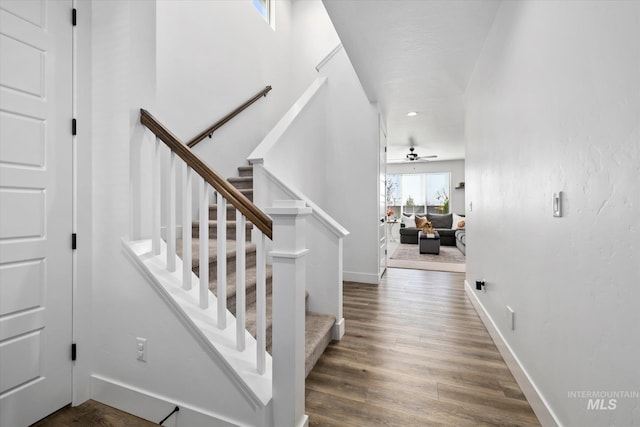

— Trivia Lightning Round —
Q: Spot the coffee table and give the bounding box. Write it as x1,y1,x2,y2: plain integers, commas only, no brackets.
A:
418,230,440,254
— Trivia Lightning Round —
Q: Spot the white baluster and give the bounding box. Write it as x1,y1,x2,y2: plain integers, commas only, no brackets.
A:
182,164,192,290
236,211,246,351
152,137,161,255
166,151,176,272
199,179,209,309
216,193,227,329
256,231,266,374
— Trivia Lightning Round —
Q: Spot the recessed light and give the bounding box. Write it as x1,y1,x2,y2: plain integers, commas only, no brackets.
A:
407,111,418,117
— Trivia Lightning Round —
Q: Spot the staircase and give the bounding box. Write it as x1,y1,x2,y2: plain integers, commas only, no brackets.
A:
183,165,335,377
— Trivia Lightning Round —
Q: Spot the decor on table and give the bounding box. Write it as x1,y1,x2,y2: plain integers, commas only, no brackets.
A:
421,220,434,235
387,209,394,218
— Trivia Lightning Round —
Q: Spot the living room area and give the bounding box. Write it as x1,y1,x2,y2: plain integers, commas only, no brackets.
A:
385,159,466,273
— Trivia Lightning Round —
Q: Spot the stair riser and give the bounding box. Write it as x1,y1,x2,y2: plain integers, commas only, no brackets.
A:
192,224,253,241
238,167,253,178
226,276,273,317
227,178,253,190
209,205,238,221
239,190,253,202
248,323,273,355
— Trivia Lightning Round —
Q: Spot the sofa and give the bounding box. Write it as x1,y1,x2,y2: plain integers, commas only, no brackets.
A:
455,229,466,255
399,212,464,247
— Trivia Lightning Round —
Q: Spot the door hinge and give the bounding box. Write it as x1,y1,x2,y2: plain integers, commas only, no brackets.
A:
72,233,77,250
72,118,77,136
71,343,77,361
384,146,387,153
385,249,387,255
72,8,77,26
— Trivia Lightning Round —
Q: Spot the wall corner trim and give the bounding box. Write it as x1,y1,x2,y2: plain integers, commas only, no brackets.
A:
463,280,562,427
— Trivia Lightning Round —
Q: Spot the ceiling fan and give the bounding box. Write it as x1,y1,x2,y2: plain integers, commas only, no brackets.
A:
388,146,437,163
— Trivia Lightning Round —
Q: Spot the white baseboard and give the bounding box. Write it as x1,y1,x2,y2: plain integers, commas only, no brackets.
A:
463,281,561,427
91,375,248,427
332,317,345,340
343,271,378,284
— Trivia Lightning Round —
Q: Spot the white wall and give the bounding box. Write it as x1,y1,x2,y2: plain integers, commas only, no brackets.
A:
155,0,294,180
465,2,640,426
387,160,466,215
264,84,328,204
290,0,341,91
89,2,263,424
155,0,340,180
321,49,380,284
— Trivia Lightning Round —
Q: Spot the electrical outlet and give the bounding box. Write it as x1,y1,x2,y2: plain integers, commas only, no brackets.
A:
136,337,147,362
506,306,515,330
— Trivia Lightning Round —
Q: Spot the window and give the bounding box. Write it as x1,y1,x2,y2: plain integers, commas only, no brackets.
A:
253,0,273,27
386,174,401,206
402,174,425,214
386,172,450,216
426,172,450,206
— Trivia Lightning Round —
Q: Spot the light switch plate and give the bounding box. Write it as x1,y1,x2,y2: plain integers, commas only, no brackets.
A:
553,192,562,217
506,306,515,330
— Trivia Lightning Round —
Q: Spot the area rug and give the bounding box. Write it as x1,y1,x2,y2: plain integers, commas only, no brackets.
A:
388,243,465,273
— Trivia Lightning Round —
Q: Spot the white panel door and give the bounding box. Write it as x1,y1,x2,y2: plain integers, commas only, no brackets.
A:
0,1,73,426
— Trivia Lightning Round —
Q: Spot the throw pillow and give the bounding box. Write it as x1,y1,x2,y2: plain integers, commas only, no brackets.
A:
415,215,428,229
428,213,453,229
452,213,465,229
404,215,417,228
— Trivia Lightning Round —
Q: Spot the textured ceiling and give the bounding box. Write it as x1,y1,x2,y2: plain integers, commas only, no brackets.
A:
323,0,501,162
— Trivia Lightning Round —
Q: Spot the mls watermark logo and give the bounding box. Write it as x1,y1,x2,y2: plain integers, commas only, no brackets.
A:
586,398,617,411
568,390,639,411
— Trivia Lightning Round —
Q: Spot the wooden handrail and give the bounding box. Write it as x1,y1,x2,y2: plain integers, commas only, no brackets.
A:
140,109,273,239
187,85,273,148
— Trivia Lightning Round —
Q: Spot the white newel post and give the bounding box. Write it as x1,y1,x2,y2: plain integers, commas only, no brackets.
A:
266,200,311,427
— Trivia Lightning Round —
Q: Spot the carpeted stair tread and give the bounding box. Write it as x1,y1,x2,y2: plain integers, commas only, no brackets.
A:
210,265,273,316
177,237,256,269
303,312,335,378
244,298,335,378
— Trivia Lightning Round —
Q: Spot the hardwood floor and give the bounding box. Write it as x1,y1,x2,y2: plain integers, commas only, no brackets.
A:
35,268,539,426
305,268,541,427
31,400,158,426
